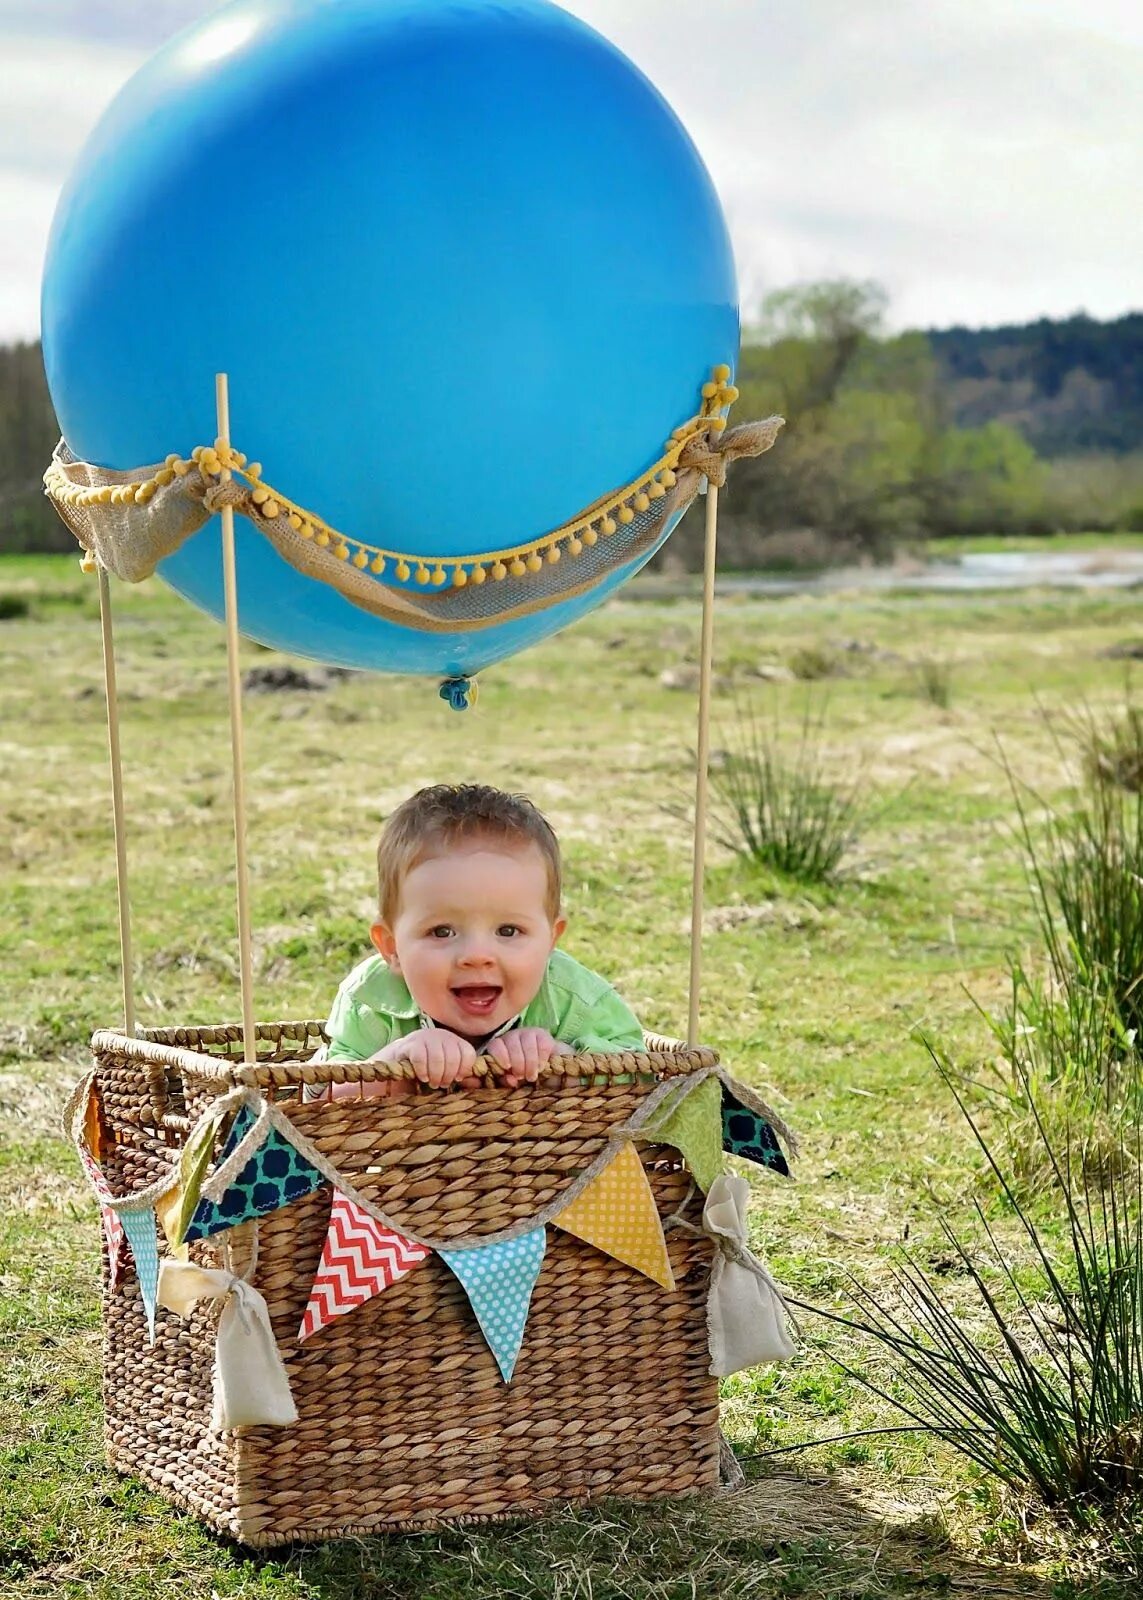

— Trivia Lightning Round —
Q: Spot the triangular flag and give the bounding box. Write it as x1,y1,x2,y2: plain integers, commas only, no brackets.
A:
647,1075,724,1191
440,1228,546,1383
299,1191,431,1342
722,1087,790,1177
184,1106,327,1241
554,1142,674,1289
119,1205,161,1343
82,1077,105,1164
156,1105,226,1250
78,1146,128,1291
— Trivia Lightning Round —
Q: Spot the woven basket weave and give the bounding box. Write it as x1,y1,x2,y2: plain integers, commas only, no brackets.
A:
87,1020,721,1546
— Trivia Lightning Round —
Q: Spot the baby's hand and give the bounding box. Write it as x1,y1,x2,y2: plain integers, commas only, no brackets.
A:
380,1030,479,1089
486,1028,574,1086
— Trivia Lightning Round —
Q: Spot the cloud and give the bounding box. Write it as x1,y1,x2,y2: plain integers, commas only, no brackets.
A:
0,32,147,339
0,0,1140,339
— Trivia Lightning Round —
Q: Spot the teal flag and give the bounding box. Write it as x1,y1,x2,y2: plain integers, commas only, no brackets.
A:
184,1106,326,1240
440,1228,547,1383
119,1205,161,1344
722,1088,790,1177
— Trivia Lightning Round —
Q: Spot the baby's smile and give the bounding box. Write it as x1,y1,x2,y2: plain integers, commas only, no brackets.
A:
450,982,503,1019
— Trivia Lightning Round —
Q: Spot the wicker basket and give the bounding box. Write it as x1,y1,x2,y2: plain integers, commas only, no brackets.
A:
86,1020,721,1547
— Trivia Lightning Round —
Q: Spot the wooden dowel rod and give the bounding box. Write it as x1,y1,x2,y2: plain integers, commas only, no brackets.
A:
97,563,135,1037
215,372,257,1064
687,480,719,1048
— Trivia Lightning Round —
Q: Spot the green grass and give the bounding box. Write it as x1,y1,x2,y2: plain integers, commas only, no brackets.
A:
4,552,1143,1596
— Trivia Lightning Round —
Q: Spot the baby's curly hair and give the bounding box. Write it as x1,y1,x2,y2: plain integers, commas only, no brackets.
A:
377,784,562,924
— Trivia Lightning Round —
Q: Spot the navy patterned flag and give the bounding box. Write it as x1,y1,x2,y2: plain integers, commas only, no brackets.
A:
721,1087,790,1178
184,1106,327,1240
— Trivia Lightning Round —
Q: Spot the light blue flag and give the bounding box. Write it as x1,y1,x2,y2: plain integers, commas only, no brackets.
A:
119,1205,161,1345
440,1228,547,1383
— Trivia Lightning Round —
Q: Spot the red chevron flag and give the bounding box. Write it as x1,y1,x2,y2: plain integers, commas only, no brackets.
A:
298,1190,431,1342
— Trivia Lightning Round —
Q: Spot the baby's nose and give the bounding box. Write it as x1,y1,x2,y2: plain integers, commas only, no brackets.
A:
457,939,496,967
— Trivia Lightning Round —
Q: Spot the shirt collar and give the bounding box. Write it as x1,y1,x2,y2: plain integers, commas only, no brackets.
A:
418,1010,521,1051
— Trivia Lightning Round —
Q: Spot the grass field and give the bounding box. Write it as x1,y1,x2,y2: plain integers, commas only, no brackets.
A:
2,551,1142,1598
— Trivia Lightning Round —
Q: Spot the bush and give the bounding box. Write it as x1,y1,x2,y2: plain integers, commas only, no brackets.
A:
801,1047,1143,1562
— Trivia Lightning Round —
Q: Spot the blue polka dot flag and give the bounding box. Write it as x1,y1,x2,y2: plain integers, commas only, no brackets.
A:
722,1086,790,1178
439,1228,547,1383
184,1105,327,1241
119,1205,161,1344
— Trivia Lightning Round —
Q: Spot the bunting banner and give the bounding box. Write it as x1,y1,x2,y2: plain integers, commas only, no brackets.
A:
440,1228,546,1383
299,1191,431,1342
645,1073,724,1192
119,1205,161,1343
554,1140,674,1289
70,1060,797,1387
78,1146,128,1291
722,1087,790,1177
184,1105,327,1241
156,1104,227,1251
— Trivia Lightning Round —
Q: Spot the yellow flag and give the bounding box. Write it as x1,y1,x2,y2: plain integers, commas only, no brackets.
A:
554,1141,674,1290
156,1107,225,1249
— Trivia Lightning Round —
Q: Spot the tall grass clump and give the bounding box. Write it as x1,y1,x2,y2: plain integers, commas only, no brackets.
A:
801,1049,1143,1568
994,720,1143,1125
706,699,866,885
914,657,953,709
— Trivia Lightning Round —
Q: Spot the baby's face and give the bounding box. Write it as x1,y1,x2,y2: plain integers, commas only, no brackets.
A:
372,839,565,1041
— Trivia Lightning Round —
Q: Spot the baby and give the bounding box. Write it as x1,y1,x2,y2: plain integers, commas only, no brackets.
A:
322,783,644,1095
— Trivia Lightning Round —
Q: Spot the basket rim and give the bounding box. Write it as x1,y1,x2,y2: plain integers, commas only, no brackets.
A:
89,1021,719,1088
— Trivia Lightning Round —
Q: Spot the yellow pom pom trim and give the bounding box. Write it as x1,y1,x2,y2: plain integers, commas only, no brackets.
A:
46,365,748,594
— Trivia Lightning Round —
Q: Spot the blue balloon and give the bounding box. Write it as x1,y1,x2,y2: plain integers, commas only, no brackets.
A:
42,0,737,677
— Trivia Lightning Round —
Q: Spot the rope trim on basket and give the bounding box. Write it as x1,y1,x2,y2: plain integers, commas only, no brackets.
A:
65,1060,794,1254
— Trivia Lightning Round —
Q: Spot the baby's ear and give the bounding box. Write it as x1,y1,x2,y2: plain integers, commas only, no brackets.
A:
370,922,400,969
551,915,568,946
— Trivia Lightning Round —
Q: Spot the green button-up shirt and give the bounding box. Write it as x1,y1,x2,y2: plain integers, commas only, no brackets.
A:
324,946,644,1061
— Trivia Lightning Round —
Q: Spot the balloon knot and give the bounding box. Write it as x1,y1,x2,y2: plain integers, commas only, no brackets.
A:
439,676,476,712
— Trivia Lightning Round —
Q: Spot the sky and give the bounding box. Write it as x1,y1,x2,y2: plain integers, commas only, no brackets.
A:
1,0,1140,343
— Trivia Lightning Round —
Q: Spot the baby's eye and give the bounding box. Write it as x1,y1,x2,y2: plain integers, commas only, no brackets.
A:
497,924,521,938
429,925,454,939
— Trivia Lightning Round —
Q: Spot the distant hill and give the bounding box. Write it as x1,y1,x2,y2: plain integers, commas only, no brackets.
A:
927,312,1143,458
